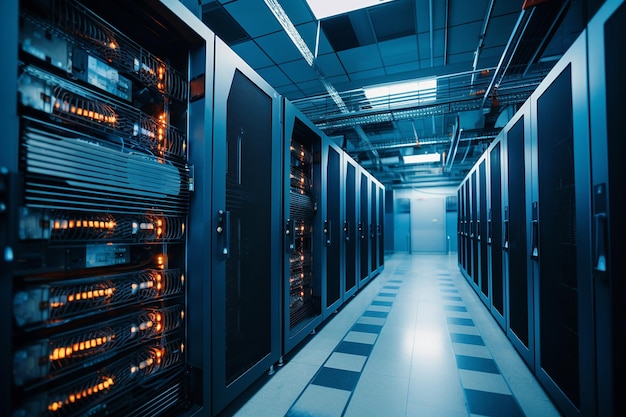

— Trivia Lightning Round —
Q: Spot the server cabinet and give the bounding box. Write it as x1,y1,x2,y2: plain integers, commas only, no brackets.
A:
282,99,323,354
470,170,478,284
530,32,595,417
323,140,344,317
502,101,534,367
457,186,463,268
3,0,210,415
478,160,489,303
464,180,471,275
488,139,505,329
358,169,371,285
369,178,378,275
211,38,281,414
344,156,359,297
375,179,386,274
588,1,625,415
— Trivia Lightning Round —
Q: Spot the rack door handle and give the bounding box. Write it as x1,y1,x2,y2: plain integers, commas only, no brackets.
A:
217,209,230,258
343,221,350,242
503,206,509,252
530,202,539,261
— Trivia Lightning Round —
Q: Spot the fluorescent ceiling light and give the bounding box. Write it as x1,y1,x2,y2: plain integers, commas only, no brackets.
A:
364,78,437,110
403,153,440,164
306,0,398,20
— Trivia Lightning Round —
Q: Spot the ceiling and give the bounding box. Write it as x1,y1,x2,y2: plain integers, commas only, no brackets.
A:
181,0,585,189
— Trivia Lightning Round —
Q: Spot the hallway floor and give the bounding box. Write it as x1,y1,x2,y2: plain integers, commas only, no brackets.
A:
219,253,562,417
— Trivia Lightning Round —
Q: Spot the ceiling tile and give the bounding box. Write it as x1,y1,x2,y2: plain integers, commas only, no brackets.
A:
231,40,274,69
379,36,419,66
449,0,490,26
492,0,524,16
224,0,282,38
369,0,415,41
447,51,475,65
337,45,383,73
483,14,519,47
447,21,483,55
280,0,316,25
256,65,292,88
256,31,305,64
296,22,334,56
315,53,345,77
280,60,319,83
385,61,420,75
350,68,387,81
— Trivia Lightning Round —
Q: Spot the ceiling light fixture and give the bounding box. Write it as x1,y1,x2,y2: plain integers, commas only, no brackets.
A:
403,153,441,164
364,78,437,110
306,0,398,20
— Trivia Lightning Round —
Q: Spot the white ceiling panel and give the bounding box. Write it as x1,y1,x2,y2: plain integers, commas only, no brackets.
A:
448,0,490,26
385,61,420,75
349,68,387,81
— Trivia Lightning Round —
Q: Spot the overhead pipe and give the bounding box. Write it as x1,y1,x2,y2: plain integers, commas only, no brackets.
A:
471,0,496,86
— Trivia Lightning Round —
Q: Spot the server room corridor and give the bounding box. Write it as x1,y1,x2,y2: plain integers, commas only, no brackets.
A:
219,253,561,417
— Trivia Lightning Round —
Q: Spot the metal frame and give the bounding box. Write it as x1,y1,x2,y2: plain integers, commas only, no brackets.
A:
343,154,360,297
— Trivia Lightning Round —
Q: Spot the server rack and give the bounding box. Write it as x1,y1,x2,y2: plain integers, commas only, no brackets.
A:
375,178,385,274
369,177,378,275
344,155,359,297
502,101,534,368
477,159,489,303
282,99,323,354
529,31,595,417
487,139,505,330
358,169,371,285
210,38,282,415
322,139,344,317
588,1,625,415
3,1,211,416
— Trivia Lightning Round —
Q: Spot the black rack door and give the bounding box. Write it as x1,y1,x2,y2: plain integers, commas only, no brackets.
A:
531,33,594,417
324,142,343,316
359,171,370,284
489,141,505,329
344,158,358,296
478,160,489,302
211,39,281,415
504,102,534,367
588,1,625,415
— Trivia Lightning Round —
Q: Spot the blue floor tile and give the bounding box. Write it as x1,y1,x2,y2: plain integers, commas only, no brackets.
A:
444,305,468,312
450,333,485,346
439,283,455,287
389,279,403,283
456,355,500,374
351,323,383,334
311,367,361,391
464,389,525,417
363,310,389,318
335,341,374,356
378,292,397,297
383,285,400,289
371,300,393,307
442,295,463,301
447,317,475,326
440,288,459,293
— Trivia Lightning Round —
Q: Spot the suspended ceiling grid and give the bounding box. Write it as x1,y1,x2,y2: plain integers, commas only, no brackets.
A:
185,0,584,188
